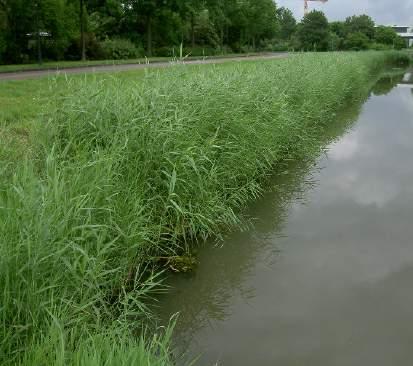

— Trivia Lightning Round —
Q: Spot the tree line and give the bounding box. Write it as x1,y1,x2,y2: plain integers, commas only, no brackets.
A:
0,0,408,65
299,11,407,51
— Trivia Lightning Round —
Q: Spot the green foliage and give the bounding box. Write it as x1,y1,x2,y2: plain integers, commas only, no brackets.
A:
99,38,144,59
184,46,220,56
297,10,330,51
328,31,342,51
21,326,175,366
235,0,278,48
193,7,220,48
369,42,393,51
0,0,78,62
328,17,407,51
345,14,375,39
2,0,406,64
88,0,124,38
261,39,290,52
394,36,407,50
1,0,283,64
330,21,346,38
375,26,399,45
0,2,8,62
276,7,297,41
373,26,406,50
344,31,370,50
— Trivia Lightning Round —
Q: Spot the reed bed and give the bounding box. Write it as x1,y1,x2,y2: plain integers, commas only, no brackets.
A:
0,51,408,365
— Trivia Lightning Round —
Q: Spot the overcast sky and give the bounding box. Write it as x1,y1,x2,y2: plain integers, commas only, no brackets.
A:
276,0,413,25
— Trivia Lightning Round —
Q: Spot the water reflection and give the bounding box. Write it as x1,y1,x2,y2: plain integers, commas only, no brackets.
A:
371,71,404,95
158,107,363,348
159,70,413,365
398,71,413,88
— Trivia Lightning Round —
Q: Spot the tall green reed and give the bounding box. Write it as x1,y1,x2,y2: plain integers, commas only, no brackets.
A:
0,51,408,365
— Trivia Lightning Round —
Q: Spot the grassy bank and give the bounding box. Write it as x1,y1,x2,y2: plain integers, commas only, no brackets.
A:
0,52,409,365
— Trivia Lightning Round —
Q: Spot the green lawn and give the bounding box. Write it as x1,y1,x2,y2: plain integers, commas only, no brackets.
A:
0,68,148,166
0,57,169,73
0,52,265,73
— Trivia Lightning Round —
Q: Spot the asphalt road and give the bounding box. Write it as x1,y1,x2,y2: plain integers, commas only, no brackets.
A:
0,53,289,81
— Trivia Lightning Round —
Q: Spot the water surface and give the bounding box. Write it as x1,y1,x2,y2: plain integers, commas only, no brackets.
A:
160,70,413,365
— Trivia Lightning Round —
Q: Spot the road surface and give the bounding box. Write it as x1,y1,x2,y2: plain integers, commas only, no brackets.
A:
0,53,289,81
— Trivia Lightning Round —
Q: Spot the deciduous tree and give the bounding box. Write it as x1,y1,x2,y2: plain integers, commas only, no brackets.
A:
297,10,329,51
345,15,375,39
276,7,296,40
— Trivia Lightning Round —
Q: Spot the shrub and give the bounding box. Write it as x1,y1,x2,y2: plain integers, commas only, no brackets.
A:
394,36,407,50
239,44,256,53
99,38,143,60
153,46,175,57
64,34,106,60
260,39,290,52
369,42,392,51
184,46,219,57
297,10,330,51
344,32,370,50
153,46,221,58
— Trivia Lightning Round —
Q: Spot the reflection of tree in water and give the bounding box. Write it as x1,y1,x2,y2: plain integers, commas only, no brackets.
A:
155,74,402,359
371,71,405,96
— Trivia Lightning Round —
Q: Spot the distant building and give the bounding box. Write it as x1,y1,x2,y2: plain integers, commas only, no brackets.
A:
390,25,413,46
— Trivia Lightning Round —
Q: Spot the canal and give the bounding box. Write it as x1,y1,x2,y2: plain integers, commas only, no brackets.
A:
159,69,413,365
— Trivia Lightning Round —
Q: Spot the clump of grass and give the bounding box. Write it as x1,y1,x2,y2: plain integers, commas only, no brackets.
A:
0,51,408,364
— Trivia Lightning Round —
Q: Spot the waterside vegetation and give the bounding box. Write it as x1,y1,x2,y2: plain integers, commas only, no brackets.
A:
0,51,410,365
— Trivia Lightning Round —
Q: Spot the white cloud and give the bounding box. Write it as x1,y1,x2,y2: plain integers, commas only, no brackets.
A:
327,132,360,161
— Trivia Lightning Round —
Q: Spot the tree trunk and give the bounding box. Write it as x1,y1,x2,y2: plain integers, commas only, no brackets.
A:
190,14,195,49
35,2,42,64
220,27,224,49
37,30,42,65
147,15,152,56
80,0,86,60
